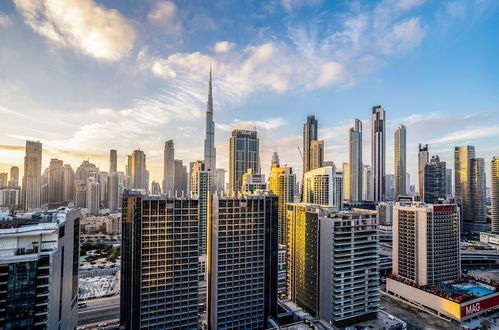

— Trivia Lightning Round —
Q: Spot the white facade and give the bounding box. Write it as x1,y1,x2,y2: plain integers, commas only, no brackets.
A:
0,208,80,329
303,166,342,209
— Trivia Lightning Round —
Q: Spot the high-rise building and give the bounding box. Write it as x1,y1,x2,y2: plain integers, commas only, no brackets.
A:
303,166,342,209
0,188,20,207
48,158,64,205
208,193,278,329
310,140,324,171
131,150,147,191
121,191,199,329
163,140,175,194
214,168,225,193
190,160,211,254
87,179,100,215
151,180,161,194
286,204,379,327
371,105,386,201
228,129,260,193
377,202,393,226
74,181,87,208
98,171,109,208
62,164,74,203
0,173,8,187
174,159,188,195
107,172,119,211
385,174,395,201
454,146,487,232
204,68,217,173
362,165,373,201
110,149,117,173
126,155,132,177
492,157,499,234
22,140,42,210
394,125,406,198
393,202,460,286
446,168,453,196
9,166,19,186
241,168,267,193
342,162,351,201
418,144,429,198
269,163,296,245
349,119,363,202
0,208,80,329
423,155,446,204
271,151,280,171
303,115,318,176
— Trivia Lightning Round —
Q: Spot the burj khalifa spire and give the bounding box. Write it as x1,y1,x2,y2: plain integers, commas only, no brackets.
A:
204,67,216,171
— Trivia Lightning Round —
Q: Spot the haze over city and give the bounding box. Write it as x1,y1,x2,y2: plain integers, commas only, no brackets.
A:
1,0,498,185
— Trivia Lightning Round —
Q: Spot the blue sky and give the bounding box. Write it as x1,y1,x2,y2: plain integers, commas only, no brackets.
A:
0,0,498,186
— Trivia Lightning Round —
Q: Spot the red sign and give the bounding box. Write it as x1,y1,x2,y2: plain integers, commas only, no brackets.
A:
434,205,453,212
461,293,499,318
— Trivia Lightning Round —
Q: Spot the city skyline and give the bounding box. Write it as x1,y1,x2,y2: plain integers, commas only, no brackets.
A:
0,1,498,185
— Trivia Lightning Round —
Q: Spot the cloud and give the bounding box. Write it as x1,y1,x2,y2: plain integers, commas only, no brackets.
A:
377,17,426,55
214,41,235,54
281,0,323,12
0,12,11,27
0,144,25,151
148,1,177,22
309,62,345,88
216,117,286,132
14,0,135,61
429,125,499,145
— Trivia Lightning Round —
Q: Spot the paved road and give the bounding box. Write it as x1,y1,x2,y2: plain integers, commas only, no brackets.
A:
78,297,119,326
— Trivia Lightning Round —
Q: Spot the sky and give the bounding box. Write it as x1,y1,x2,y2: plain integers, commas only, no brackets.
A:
0,0,498,187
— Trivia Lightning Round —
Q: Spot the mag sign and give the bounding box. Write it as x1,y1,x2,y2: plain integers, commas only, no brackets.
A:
460,294,499,318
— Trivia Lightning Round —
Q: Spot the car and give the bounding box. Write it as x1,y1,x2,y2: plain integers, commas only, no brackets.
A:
98,322,107,327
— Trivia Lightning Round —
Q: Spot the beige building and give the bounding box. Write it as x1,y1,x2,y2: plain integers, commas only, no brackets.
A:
269,164,296,245
393,202,460,286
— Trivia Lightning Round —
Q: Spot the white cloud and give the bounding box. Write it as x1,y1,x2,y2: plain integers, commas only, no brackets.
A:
14,0,135,61
148,1,177,22
214,41,235,54
217,117,286,132
377,17,426,55
429,125,499,145
309,62,345,88
0,12,11,27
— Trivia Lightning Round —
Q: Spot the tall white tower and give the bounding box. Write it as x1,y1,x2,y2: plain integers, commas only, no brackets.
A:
204,68,216,172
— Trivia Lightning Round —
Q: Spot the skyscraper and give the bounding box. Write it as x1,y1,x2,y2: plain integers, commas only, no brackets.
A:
204,68,216,172
22,140,42,210
394,124,406,198
342,162,350,201
174,159,188,195
208,193,278,329
393,202,460,286
121,191,199,329
131,150,147,190
87,179,100,215
0,208,80,329
349,119,363,202
303,166,342,209
287,204,379,327
0,173,7,187
163,140,175,194
107,172,119,211
109,149,117,172
310,140,324,171
362,165,373,201
190,160,211,254
371,106,386,201
423,155,446,204
303,115,318,175
62,164,75,202
269,163,296,245
454,146,487,232
445,168,453,196
48,158,64,205
228,129,260,193
492,157,499,234
271,151,280,170
418,144,429,198
9,166,19,186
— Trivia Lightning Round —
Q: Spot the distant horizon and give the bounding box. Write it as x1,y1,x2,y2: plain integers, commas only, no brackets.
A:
1,0,498,186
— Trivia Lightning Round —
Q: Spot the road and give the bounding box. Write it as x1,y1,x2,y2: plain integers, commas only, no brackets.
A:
78,296,119,326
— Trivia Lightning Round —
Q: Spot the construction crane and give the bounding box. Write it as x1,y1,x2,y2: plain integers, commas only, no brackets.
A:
297,146,303,160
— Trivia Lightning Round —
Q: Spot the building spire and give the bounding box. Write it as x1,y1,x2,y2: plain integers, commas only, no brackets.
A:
209,66,212,98
204,67,216,174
